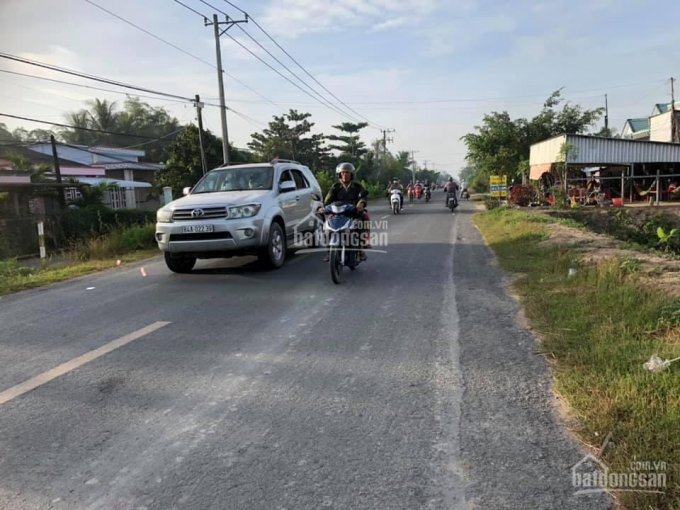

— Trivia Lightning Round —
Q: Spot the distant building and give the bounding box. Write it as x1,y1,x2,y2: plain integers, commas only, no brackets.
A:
622,101,680,143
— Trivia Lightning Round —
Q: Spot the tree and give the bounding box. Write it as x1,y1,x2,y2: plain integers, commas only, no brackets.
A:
462,90,604,183
61,97,181,161
156,124,223,196
327,122,369,164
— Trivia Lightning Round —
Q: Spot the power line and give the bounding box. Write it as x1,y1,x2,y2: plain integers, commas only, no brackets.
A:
169,0,287,112
83,0,216,70
0,67,265,125
0,113,177,140
85,0,286,113
223,0,381,128
0,68,192,105
197,0,360,122
221,31,362,123
0,52,194,102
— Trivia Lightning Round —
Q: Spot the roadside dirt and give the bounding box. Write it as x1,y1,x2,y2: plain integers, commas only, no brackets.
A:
538,211,680,298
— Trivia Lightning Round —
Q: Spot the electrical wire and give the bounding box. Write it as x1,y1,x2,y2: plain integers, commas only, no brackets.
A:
197,0,357,122
0,113,177,140
222,0,381,128
83,0,217,69
0,53,194,102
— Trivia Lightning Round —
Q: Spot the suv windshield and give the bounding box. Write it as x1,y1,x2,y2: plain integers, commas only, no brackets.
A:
192,166,274,193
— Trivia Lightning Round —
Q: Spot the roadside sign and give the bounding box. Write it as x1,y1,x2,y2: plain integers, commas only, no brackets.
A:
490,175,508,198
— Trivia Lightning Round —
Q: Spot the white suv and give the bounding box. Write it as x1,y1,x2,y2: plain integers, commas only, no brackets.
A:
155,160,323,273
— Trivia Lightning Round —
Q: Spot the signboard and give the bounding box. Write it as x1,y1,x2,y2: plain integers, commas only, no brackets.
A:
490,175,508,198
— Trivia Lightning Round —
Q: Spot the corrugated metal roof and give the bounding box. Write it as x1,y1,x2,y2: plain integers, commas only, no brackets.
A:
530,134,680,168
626,118,650,132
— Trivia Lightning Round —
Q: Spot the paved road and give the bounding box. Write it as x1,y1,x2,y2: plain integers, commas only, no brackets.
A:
0,197,611,509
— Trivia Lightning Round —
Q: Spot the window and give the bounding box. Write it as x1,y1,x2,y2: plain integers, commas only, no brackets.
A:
291,170,309,189
279,170,293,184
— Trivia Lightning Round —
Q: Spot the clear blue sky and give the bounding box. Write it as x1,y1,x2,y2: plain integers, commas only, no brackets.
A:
1,0,679,177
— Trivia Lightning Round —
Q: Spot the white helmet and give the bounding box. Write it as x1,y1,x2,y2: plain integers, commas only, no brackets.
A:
335,162,355,176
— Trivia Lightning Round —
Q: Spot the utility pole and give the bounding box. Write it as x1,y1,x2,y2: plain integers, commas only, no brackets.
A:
194,95,208,175
410,150,419,185
380,128,394,181
604,94,609,134
671,77,677,143
205,13,248,165
50,135,65,208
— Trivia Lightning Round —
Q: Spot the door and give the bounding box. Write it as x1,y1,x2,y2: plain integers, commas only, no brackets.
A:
291,169,313,232
277,169,300,237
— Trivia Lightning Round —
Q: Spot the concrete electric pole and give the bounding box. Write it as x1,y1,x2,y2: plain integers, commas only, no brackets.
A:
205,13,248,165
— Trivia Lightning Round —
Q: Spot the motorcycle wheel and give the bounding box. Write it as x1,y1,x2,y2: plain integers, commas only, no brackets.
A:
392,202,399,215
330,247,343,284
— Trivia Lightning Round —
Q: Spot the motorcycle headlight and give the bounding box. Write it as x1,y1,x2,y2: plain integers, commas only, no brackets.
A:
156,208,173,223
228,204,261,219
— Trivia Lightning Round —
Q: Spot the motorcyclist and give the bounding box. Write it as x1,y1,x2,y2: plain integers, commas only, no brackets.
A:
387,178,404,209
443,177,459,208
322,162,370,261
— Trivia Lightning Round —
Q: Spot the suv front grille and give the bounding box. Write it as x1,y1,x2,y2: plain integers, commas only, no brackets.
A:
172,207,227,220
169,232,233,241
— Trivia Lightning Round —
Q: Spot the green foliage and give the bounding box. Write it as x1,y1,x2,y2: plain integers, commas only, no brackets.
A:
58,205,155,242
315,170,335,199
72,223,156,260
461,89,604,185
156,124,226,197
248,109,331,171
484,196,502,210
61,97,181,162
657,226,679,251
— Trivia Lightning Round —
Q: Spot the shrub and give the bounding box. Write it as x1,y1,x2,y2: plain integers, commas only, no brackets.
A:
507,184,535,207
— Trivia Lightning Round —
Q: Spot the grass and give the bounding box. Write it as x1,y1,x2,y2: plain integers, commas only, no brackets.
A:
0,223,158,296
474,208,680,510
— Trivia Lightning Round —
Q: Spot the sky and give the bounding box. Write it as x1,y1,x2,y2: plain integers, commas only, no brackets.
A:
1,0,679,178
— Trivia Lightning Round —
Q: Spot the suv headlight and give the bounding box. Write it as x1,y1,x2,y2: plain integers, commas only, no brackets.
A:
228,204,261,219
157,208,173,223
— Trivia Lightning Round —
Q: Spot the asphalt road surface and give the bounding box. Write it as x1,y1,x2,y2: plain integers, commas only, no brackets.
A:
0,196,611,509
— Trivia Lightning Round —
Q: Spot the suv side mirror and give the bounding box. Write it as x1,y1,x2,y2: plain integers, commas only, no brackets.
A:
279,181,296,193
182,186,192,196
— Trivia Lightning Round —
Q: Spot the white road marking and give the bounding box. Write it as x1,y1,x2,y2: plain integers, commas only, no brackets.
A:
0,321,171,405
380,215,390,220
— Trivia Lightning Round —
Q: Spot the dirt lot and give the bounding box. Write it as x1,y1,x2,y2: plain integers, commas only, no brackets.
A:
535,205,680,298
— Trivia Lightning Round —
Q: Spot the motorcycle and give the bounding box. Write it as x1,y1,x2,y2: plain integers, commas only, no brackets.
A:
415,185,423,200
424,186,431,203
390,189,403,215
407,187,415,202
446,192,459,213
323,202,364,284
461,189,470,200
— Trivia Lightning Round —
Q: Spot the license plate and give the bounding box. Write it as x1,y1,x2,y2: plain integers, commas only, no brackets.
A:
182,224,214,233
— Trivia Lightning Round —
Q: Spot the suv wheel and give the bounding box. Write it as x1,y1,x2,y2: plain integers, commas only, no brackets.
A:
164,252,196,273
259,222,286,269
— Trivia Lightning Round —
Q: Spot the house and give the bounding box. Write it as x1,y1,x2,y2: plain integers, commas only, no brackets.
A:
622,101,680,143
25,143,161,210
621,118,650,141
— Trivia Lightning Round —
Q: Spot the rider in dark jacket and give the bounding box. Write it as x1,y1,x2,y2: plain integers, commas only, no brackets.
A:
322,162,369,260
443,177,459,208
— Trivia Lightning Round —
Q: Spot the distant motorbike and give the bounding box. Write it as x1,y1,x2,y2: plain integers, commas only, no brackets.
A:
424,186,431,203
323,202,364,284
461,189,470,200
390,189,403,215
407,188,415,202
415,185,423,200
446,192,459,213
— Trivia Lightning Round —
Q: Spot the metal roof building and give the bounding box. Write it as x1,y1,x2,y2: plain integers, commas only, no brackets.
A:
529,134,680,180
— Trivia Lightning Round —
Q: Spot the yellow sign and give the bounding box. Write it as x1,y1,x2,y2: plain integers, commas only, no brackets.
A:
490,175,508,197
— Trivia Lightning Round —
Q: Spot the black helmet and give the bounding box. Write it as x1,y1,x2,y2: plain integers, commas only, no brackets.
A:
335,162,355,176
448,177,453,182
